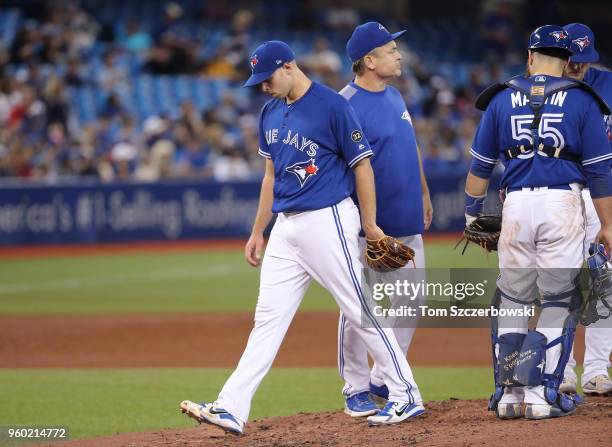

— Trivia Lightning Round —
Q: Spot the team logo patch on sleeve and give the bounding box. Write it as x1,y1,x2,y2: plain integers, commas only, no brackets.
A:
285,159,319,187
351,130,363,142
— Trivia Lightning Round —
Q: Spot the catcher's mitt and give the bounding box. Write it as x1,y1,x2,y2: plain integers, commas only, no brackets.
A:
365,236,415,271
455,215,502,254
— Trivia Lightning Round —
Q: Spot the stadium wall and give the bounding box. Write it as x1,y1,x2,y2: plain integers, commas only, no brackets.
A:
0,170,500,245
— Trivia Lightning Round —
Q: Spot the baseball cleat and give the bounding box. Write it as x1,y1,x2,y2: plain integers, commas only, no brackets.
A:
559,376,577,394
179,400,244,434
369,381,389,406
496,403,524,419
366,401,425,426
524,403,575,420
582,375,612,396
344,391,379,417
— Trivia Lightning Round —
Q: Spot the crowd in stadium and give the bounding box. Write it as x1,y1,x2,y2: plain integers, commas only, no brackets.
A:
0,1,528,182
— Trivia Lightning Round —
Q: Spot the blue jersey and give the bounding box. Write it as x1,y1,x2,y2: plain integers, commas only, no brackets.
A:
470,75,611,192
340,82,424,237
258,82,373,212
584,67,612,147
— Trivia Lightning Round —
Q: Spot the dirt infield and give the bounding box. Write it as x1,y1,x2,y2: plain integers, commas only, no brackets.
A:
0,312,587,368
46,398,611,447
2,312,601,447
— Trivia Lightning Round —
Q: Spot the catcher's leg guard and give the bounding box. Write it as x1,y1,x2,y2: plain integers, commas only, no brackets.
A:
581,243,612,325
520,288,582,412
488,288,529,411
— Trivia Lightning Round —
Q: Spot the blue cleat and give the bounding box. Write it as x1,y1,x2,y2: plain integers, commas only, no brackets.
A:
344,391,379,417
369,381,389,405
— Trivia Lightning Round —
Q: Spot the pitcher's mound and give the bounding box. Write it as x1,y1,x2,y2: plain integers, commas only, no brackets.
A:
52,398,611,447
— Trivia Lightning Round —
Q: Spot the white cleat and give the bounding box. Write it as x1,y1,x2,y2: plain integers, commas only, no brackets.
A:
179,400,244,434
559,376,577,394
524,403,575,420
583,375,612,396
366,401,425,426
496,403,524,419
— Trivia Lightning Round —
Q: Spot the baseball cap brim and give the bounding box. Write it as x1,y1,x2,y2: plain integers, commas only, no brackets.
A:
570,49,599,63
391,30,407,41
376,30,407,53
349,29,407,62
243,69,276,87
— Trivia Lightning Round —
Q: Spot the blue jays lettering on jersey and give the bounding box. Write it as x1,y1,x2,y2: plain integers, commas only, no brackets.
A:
470,75,612,192
340,82,423,237
258,82,373,212
584,67,612,146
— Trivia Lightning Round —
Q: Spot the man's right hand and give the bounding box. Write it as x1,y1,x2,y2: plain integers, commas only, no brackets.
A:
363,223,385,241
245,233,265,267
595,224,612,255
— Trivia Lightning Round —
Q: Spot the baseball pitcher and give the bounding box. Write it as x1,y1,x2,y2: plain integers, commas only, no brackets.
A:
180,40,423,434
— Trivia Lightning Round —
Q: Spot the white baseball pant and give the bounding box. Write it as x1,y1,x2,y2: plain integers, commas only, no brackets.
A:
338,235,425,397
495,185,584,405
216,197,422,424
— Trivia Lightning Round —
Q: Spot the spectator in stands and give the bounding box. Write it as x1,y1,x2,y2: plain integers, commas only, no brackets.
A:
480,1,516,62
118,20,153,53
97,50,129,92
221,9,253,77
10,21,43,65
303,37,342,77
0,1,576,183
99,92,125,120
8,84,46,135
201,45,239,80
43,75,69,131
212,148,250,181
64,58,86,86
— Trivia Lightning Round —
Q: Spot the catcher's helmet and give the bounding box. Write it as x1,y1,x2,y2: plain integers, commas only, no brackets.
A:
528,25,573,54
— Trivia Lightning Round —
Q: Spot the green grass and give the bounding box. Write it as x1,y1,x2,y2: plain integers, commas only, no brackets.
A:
0,240,497,314
0,367,494,440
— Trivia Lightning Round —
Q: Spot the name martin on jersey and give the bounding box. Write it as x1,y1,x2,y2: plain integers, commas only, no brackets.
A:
510,91,567,108
265,128,319,157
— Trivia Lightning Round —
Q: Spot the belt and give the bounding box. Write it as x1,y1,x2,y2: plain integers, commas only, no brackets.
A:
281,210,306,217
506,184,573,193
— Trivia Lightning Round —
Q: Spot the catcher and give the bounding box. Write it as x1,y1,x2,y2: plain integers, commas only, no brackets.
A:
466,25,612,422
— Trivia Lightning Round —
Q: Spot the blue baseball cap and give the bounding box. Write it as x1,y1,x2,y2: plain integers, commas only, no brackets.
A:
243,41,295,87
528,25,572,55
564,23,599,63
346,22,406,63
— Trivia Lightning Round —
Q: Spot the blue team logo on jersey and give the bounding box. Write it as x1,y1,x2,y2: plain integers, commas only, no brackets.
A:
549,30,568,42
572,36,590,52
285,159,319,187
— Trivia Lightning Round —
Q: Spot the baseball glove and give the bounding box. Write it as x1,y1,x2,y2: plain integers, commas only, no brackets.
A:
365,236,415,271
455,215,502,254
